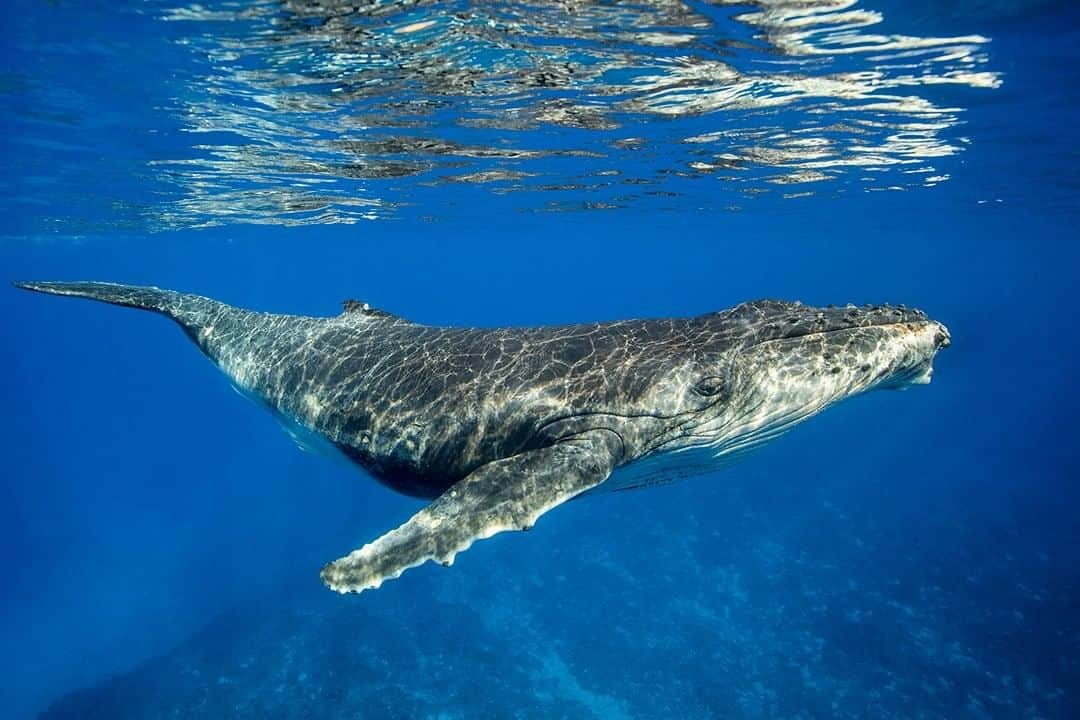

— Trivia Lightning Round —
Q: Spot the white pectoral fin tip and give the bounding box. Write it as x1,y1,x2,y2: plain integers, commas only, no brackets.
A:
319,519,521,595
320,545,466,595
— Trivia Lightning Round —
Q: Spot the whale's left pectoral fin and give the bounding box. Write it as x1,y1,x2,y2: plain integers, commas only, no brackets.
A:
320,429,622,594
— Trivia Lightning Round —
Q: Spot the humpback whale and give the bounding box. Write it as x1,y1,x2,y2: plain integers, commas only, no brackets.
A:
16,281,950,594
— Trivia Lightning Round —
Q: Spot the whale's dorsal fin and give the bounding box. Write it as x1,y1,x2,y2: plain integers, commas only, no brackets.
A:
341,299,397,319
320,429,622,594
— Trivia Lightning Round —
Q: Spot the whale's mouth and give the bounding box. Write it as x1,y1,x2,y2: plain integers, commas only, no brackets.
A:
753,315,949,346
729,301,942,349
742,318,950,381
802,319,949,342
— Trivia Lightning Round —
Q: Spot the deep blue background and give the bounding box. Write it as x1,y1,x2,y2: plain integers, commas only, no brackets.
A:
2,1,1078,718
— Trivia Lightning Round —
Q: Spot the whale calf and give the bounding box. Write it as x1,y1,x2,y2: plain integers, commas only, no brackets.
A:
17,281,949,594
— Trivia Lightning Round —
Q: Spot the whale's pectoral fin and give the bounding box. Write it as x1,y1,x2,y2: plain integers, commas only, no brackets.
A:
320,429,622,594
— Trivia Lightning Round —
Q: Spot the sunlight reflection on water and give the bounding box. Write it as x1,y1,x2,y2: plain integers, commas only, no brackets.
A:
147,0,1001,225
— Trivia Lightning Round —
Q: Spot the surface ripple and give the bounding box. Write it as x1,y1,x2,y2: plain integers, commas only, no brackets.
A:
146,0,1001,225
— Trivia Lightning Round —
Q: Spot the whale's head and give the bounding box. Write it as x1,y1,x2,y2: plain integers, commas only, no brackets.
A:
614,300,950,485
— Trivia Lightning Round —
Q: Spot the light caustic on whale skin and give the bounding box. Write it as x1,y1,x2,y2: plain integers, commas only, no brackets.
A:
16,281,949,594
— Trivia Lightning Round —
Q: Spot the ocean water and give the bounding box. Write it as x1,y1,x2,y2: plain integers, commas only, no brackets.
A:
2,0,1077,718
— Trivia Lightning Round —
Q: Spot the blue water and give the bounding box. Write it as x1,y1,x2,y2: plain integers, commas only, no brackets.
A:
2,1,1077,717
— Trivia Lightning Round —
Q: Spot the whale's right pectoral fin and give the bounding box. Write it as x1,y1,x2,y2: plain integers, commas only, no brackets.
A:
320,429,622,594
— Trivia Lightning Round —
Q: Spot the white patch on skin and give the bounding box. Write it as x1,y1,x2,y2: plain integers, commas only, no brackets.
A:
218,353,258,394
303,392,323,418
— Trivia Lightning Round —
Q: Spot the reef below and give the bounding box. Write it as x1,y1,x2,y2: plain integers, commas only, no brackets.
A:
40,476,1075,719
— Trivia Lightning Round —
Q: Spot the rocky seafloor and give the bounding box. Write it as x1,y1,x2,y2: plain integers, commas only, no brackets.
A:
41,464,1076,719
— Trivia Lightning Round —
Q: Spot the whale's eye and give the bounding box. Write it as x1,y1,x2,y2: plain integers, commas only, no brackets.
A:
693,376,726,398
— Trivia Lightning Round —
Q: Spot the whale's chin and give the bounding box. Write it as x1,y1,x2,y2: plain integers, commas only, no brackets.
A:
879,359,935,390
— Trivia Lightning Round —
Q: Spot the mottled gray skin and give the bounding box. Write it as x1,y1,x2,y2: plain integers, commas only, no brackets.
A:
16,281,950,594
